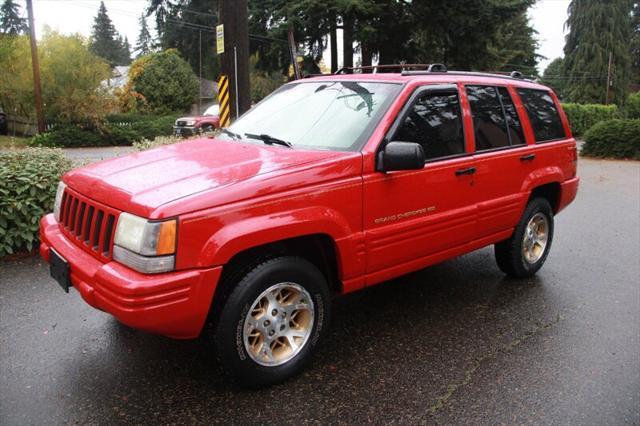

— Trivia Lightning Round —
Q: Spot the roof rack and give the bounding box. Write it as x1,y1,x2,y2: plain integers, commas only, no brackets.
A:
401,69,536,81
334,63,447,74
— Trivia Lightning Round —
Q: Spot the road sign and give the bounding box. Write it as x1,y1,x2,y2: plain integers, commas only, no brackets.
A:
216,24,224,55
217,75,230,127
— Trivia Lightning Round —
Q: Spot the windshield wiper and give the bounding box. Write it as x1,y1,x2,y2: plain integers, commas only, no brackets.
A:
220,128,242,140
244,133,293,148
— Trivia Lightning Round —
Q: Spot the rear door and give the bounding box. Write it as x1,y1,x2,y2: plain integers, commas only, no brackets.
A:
464,85,534,238
363,85,477,280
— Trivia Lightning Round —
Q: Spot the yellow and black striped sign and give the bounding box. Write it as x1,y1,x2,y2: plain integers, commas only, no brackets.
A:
217,75,230,127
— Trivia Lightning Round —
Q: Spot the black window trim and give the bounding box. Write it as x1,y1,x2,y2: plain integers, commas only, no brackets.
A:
464,84,526,153
516,87,567,144
380,83,468,165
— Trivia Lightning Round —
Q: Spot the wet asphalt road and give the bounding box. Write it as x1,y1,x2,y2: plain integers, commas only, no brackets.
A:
1,158,639,425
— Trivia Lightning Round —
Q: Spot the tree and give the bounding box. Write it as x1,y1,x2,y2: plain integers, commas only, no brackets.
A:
563,0,634,105
487,11,540,75
135,13,153,57
118,49,199,113
246,0,536,75
0,30,113,122
0,0,27,35
631,2,640,83
540,58,567,100
90,1,130,66
147,0,220,78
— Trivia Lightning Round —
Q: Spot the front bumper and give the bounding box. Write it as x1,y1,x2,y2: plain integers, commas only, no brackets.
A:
39,214,221,339
557,176,580,213
173,126,197,136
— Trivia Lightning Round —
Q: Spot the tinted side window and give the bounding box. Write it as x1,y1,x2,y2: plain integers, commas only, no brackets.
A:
394,91,465,160
497,87,525,145
466,86,510,150
517,89,566,142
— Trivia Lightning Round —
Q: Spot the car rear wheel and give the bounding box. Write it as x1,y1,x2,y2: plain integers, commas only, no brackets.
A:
495,197,554,278
214,256,331,388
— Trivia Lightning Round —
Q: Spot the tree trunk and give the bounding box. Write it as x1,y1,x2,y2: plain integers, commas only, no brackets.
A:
361,41,372,73
330,16,338,73
342,15,354,69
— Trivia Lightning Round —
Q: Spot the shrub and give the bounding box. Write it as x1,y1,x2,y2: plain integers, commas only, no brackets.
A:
0,148,72,255
132,135,188,151
118,50,198,113
582,119,640,160
30,125,103,148
626,92,640,119
30,115,179,148
561,103,620,136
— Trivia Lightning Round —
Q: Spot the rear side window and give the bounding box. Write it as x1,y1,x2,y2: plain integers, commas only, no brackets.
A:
497,87,525,145
466,86,510,150
394,91,465,160
517,89,566,142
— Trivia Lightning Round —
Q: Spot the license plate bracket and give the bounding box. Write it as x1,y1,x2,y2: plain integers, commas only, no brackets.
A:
50,249,71,293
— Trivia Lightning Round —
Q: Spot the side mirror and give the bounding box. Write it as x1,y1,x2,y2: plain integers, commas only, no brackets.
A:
378,141,425,172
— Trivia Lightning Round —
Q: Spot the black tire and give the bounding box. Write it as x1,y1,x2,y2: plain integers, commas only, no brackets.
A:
200,124,214,135
495,197,554,278
214,256,331,388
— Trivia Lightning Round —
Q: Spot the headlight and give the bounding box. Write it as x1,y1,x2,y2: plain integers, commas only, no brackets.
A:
113,213,177,274
185,120,196,126
53,181,66,221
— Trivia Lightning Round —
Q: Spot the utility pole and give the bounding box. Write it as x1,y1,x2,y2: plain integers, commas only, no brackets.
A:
26,0,44,133
605,51,613,105
219,0,250,119
198,29,202,114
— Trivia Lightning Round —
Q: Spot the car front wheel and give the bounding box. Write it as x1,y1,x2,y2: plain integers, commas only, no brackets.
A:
214,256,331,388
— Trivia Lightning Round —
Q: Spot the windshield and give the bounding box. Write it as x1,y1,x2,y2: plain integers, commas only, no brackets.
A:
224,81,401,151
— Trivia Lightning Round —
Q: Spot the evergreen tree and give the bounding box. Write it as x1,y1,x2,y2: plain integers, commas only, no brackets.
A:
540,58,567,99
90,1,129,66
488,12,539,75
631,2,640,83
563,0,634,104
135,13,153,57
0,0,27,35
147,0,220,78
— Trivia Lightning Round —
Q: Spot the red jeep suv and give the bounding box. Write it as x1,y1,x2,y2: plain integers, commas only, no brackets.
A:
40,67,579,388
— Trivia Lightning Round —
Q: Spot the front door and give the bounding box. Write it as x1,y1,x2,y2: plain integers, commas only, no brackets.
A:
363,85,477,282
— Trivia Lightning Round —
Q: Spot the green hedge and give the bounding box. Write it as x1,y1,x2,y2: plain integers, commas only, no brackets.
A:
0,148,72,255
561,103,620,137
30,114,179,148
626,92,640,119
582,119,640,160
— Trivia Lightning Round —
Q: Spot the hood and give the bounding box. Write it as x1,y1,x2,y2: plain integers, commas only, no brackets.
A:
64,138,344,218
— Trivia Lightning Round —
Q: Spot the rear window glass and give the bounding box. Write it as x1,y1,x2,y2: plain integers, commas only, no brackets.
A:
517,89,566,142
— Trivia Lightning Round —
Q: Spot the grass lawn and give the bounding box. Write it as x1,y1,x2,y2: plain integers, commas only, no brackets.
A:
0,135,30,149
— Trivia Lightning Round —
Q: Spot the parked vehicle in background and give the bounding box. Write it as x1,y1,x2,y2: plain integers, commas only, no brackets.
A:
173,104,220,136
40,65,579,389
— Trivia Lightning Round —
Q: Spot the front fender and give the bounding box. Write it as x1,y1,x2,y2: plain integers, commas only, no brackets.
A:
198,206,355,268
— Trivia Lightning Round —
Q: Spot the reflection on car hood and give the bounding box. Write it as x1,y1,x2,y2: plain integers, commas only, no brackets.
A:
63,138,343,218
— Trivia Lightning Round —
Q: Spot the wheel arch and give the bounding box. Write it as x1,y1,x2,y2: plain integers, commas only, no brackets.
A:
528,182,561,213
206,233,341,332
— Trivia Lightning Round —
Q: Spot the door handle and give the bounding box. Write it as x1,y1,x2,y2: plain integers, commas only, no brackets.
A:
520,153,536,162
455,167,476,176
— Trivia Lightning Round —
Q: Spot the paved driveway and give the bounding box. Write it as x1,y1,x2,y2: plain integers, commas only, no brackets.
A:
1,158,639,424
